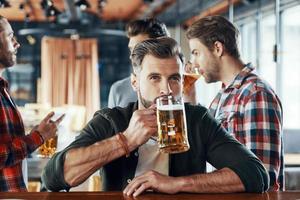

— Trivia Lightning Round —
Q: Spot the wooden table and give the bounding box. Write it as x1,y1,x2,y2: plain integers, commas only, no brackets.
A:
0,191,300,200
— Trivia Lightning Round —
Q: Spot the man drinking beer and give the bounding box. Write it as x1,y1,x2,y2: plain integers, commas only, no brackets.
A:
186,15,283,190
43,37,269,195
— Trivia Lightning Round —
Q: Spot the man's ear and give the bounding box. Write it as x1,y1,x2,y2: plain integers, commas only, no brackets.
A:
130,73,138,92
213,41,224,57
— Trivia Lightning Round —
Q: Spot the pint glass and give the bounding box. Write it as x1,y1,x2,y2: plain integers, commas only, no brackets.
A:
183,61,201,93
156,95,190,154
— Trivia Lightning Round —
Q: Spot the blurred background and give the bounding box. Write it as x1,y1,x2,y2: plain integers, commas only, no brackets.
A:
1,0,300,191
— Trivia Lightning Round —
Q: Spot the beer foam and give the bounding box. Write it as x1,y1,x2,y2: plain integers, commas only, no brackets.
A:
157,104,183,111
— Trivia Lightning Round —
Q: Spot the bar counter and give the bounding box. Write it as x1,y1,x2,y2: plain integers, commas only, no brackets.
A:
0,191,300,200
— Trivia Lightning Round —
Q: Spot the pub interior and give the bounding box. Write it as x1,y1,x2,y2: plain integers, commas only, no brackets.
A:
0,0,300,199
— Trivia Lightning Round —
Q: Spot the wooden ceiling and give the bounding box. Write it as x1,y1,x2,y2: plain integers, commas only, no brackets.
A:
0,0,165,22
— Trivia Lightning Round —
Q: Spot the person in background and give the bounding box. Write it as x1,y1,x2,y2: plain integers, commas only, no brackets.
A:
0,15,64,192
42,37,269,195
186,15,283,190
107,18,169,108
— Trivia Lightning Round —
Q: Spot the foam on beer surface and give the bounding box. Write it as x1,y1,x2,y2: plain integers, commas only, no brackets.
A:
157,104,183,111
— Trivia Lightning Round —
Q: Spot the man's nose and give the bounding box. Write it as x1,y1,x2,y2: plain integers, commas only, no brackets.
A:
14,38,20,49
160,81,173,96
190,55,201,68
190,55,197,65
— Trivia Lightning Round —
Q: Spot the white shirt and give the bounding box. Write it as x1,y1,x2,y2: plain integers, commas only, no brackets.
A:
134,138,169,177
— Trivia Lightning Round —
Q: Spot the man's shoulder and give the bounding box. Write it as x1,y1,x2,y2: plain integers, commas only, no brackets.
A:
185,103,209,118
111,77,131,91
94,102,136,121
240,73,277,97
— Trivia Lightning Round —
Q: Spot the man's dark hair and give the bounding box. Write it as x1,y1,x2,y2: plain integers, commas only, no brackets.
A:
186,15,240,59
126,18,170,38
131,37,184,73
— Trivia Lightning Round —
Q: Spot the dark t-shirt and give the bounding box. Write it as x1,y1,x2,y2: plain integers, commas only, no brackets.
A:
42,102,269,192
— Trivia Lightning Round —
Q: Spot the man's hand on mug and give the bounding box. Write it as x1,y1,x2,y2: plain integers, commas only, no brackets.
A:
123,105,157,150
123,170,180,197
34,112,65,141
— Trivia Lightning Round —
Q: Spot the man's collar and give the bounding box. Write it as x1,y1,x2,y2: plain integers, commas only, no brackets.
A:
222,63,254,90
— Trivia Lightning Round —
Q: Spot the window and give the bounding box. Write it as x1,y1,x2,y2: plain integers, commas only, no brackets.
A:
259,14,277,90
3,63,36,106
241,21,257,66
282,5,300,129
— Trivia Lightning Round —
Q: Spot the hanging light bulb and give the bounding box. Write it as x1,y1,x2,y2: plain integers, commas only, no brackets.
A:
98,0,106,13
46,5,61,17
40,0,61,17
74,0,91,11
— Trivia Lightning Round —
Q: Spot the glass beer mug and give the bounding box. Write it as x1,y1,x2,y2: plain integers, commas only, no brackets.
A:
36,111,65,158
38,135,58,158
156,95,190,154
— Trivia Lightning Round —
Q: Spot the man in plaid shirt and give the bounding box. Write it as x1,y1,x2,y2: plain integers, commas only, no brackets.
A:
186,16,283,191
0,15,64,191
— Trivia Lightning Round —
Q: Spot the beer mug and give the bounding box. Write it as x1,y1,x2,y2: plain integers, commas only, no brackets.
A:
37,112,65,158
156,95,190,154
38,135,58,158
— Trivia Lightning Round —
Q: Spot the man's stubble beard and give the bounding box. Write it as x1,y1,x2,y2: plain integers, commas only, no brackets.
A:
138,89,153,109
0,43,15,69
204,58,221,84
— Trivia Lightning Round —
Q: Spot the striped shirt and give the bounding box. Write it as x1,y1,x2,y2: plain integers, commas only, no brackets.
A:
0,77,43,191
209,64,284,190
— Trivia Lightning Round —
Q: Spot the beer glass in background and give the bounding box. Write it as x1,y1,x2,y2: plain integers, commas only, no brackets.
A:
37,112,64,158
38,135,58,158
156,95,190,154
183,61,201,93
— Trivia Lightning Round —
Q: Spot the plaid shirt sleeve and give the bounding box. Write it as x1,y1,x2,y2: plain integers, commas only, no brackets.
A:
0,130,43,169
243,90,283,190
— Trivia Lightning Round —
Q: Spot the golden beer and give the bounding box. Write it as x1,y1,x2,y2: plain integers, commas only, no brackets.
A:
156,104,189,154
38,135,57,158
183,73,201,92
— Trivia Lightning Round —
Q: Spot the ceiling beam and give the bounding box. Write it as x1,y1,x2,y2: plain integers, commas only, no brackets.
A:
151,0,176,18
138,0,175,19
129,0,175,20
184,0,241,27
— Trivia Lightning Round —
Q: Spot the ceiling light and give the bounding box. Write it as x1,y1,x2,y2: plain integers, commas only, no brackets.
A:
0,0,11,8
25,13,30,22
97,0,107,14
19,3,25,10
40,0,60,17
46,5,61,17
74,0,90,11
98,0,107,7
143,0,154,3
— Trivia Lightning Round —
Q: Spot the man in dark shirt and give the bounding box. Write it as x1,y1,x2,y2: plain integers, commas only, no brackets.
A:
42,37,269,196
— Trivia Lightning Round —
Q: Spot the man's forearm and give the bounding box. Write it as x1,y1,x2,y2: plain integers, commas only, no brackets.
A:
64,134,129,187
177,168,245,193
